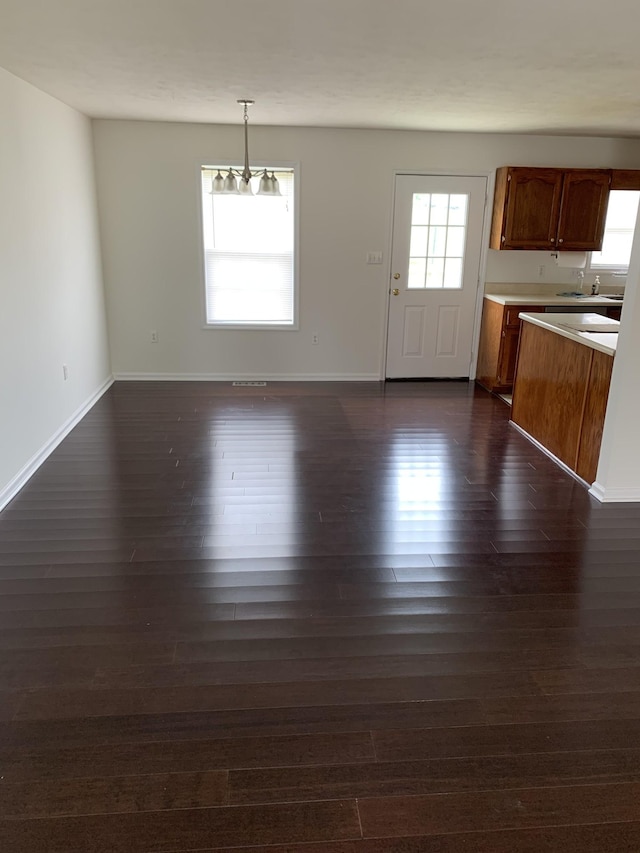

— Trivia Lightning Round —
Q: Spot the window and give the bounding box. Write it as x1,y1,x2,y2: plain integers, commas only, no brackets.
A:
408,193,468,289
201,167,296,327
589,189,640,272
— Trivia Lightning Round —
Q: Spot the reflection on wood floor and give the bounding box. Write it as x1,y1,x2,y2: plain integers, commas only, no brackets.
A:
2,380,640,851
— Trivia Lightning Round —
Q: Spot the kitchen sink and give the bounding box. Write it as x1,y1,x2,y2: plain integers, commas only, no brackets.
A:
555,292,624,301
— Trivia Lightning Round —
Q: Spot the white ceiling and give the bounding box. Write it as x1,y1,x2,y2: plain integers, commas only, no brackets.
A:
2,0,640,136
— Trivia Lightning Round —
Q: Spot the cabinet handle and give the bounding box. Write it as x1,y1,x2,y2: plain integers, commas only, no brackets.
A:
550,238,555,243
558,238,564,243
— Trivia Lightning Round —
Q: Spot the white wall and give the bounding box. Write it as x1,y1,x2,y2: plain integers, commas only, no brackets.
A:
93,119,640,379
485,249,626,289
592,219,640,501
0,69,111,504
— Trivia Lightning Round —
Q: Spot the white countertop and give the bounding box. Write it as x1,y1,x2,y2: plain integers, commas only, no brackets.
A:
519,312,618,356
485,293,623,307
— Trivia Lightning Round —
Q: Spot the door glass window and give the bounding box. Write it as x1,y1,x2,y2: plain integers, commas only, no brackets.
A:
407,193,468,289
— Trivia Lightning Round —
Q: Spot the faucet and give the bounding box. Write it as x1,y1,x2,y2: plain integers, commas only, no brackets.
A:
591,275,600,296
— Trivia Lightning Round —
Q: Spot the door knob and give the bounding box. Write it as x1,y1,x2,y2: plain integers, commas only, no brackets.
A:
392,288,400,296
393,273,401,279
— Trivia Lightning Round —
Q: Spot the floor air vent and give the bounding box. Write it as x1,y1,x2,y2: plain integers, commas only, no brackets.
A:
232,381,267,387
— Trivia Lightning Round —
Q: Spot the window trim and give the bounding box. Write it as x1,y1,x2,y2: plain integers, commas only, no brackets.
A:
197,160,300,331
586,189,640,275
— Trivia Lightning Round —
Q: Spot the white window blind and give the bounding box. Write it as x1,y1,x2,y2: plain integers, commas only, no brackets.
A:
201,168,295,326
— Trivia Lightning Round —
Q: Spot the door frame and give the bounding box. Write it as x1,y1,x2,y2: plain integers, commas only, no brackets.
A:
379,168,494,381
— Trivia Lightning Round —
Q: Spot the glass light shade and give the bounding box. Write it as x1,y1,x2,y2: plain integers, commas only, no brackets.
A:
270,172,282,197
210,170,225,194
257,170,273,195
222,170,239,194
238,178,254,196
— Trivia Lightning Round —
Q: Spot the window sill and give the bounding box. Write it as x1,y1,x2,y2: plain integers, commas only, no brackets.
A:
202,323,299,332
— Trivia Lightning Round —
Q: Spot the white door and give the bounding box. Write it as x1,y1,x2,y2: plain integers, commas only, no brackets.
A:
385,174,487,378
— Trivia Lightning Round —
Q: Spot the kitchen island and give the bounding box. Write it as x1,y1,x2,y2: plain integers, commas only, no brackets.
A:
511,312,618,484
476,291,622,393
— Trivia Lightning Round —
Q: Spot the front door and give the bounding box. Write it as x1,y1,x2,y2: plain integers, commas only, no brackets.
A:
385,174,487,378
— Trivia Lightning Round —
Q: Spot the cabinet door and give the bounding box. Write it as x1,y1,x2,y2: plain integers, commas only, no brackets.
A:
497,326,521,387
556,170,611,250
499,304,544,388
501,168,563,249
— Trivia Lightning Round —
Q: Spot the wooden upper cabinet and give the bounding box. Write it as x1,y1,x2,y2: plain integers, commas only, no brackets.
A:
611,169,640,190
490,166,612,251
492,167,563,249
556,170,611,250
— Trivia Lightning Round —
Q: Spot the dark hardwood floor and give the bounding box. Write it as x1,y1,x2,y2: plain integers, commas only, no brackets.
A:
2,380,640,851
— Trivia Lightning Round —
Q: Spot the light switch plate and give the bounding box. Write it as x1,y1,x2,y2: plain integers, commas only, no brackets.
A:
366,251,383,264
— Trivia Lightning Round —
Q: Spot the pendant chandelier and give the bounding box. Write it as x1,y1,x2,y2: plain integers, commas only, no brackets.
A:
210,100,281,197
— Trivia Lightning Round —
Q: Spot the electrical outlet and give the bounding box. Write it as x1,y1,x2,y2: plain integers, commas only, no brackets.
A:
62,364,69,381
150,330,158,343
538,265,545,278
312,333,319,345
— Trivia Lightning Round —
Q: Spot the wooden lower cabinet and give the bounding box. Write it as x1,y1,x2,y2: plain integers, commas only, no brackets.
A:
476,298,621,395
512,321,613,484
476,299,542,393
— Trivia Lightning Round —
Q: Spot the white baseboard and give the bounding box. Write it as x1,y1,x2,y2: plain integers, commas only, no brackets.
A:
510,421,640,503
112,372,382,382
0,376,114,513
509,421,640,503
509,420,590,487
589,482,640,502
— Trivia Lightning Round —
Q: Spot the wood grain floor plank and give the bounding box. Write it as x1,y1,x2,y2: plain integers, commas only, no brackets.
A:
0,731,375,783
2,606,630,650
228,747,640,804
0,799,361,852
358,781,640,837
14,671,539,720
173,627,640,663
0,700,480,751
481,691,640,724
170,823,640,852
0,770,228,818
90,649,577,691
372,718,640,761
